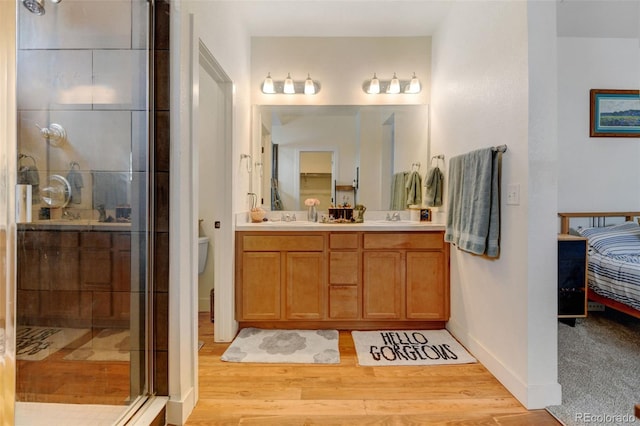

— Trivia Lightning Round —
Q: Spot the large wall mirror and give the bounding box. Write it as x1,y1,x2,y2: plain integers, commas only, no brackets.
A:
253,104,429,211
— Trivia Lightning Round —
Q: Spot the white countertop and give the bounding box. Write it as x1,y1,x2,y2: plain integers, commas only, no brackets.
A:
236,217,445,232
18,219,132,231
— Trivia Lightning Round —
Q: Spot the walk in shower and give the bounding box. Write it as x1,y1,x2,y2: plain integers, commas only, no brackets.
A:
11,0,153,424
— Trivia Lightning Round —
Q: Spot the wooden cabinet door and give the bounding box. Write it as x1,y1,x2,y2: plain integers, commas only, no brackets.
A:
240,252,281,320
363,251,402,319
286,252,325,320
406,251,448,320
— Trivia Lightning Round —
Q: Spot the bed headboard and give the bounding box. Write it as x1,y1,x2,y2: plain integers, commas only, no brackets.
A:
558,212,640,234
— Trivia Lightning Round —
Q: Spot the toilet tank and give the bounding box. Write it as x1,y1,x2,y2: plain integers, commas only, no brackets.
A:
198,236,209,274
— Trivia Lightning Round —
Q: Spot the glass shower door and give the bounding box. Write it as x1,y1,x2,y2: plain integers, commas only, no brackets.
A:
14,0,151,423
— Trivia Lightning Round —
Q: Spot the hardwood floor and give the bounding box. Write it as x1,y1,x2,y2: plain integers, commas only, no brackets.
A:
184,313,560,425
16,328,130,405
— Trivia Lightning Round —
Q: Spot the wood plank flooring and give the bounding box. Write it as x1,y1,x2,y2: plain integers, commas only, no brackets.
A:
15,328,130,405
184,313,560,425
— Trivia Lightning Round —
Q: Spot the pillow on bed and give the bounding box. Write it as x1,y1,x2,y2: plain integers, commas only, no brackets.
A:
577,221,640,256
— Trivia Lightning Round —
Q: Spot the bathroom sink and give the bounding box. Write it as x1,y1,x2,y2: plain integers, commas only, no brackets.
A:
366,220,420,225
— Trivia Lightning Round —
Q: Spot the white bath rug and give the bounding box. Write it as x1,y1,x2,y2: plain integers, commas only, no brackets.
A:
351,330,476,366
16,326,90,361
221,328,340,364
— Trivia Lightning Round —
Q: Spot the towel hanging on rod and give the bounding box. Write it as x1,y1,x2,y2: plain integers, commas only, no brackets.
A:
444,146,504,258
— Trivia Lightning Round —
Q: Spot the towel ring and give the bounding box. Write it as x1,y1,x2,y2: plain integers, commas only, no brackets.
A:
431,154,444,168
18,153,37,167
70,161,80,170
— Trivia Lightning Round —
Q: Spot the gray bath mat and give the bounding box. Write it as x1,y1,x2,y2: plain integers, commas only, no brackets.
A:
221,328,340,364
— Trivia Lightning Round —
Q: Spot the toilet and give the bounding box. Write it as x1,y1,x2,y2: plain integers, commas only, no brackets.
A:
198,236,209,274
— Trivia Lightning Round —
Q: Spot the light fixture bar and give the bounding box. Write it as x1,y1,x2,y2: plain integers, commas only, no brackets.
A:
362,73,422,95
261,73,321,95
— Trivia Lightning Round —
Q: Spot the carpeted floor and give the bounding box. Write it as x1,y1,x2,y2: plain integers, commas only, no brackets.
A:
547,310,640,425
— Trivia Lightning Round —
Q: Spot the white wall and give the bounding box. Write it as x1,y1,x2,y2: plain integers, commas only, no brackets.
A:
251,37,431,106
430,1,560,409
170,1,252,424
558,37,640,212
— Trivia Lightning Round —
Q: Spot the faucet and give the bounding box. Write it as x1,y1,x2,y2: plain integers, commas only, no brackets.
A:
62,208,80,220
386,212,401,221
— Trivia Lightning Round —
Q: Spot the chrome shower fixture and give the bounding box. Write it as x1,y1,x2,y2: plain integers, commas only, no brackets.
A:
36,123,67,147
22,0,61,15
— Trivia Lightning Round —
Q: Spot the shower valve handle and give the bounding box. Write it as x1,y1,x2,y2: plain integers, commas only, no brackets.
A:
36,123,67,147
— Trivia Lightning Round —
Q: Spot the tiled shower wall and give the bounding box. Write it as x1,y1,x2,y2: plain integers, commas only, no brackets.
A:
17,0,149,220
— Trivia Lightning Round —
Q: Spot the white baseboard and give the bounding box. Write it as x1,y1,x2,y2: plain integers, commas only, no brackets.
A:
166,387,196,426
447,319,561,409
198,297,210,312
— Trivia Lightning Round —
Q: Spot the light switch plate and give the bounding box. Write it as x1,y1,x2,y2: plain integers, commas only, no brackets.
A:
506,183,520,205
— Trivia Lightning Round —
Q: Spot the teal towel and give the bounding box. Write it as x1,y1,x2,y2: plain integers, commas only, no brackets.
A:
66,169,84,204
405,171,422,206
425,166,443,207
18,165,40,201
390,172,408,210
444,148,501,258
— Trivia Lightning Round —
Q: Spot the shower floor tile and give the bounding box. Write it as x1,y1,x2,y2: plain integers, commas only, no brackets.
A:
16,402,126,426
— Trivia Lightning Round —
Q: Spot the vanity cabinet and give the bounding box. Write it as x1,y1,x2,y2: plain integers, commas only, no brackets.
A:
17,229,131,328
236,234,326,321
235,230,449,329
363,233,448,321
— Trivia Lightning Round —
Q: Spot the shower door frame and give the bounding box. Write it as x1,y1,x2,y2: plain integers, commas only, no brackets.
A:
1,0,17,424
5,0,157,423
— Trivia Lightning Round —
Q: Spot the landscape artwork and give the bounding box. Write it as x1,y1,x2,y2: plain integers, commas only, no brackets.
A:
590,89,640,137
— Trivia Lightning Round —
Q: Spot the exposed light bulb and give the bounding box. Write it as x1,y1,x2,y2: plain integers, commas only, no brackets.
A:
368,73,380,94
262,72,275,94
387,73,400,94
407,72,421,94
304,73,315,95
283,73,295,94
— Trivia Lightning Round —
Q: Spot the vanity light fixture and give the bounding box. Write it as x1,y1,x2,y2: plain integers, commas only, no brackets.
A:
283,73,295,94
367,73,380,94
387,73,400,94
261,73,321,95
262,72,275,94
363,73,422,95
406,72,421,94
304,73,316,95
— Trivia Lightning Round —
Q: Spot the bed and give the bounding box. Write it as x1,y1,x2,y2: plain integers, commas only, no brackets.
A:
558,212,640,319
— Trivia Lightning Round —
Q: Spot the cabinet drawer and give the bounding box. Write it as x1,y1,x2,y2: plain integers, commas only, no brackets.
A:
364,232,443,250
21,231,79,248
329,252,358,285
242,235,324,251
330,233,359,249
81,232,112,248
329,286,358,319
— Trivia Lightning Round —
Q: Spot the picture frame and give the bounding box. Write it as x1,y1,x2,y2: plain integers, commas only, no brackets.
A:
420,208,431,222
590,89,640,137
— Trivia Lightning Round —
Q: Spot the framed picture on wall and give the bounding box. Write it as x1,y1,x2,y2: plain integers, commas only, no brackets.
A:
590,89,640,137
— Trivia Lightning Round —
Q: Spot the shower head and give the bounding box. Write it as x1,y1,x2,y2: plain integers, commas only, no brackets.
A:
22,0,45,15
22,0,61,15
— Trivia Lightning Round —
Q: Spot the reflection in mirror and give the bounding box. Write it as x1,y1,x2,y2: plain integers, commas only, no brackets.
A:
299,151,333,209
255,105,429,211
